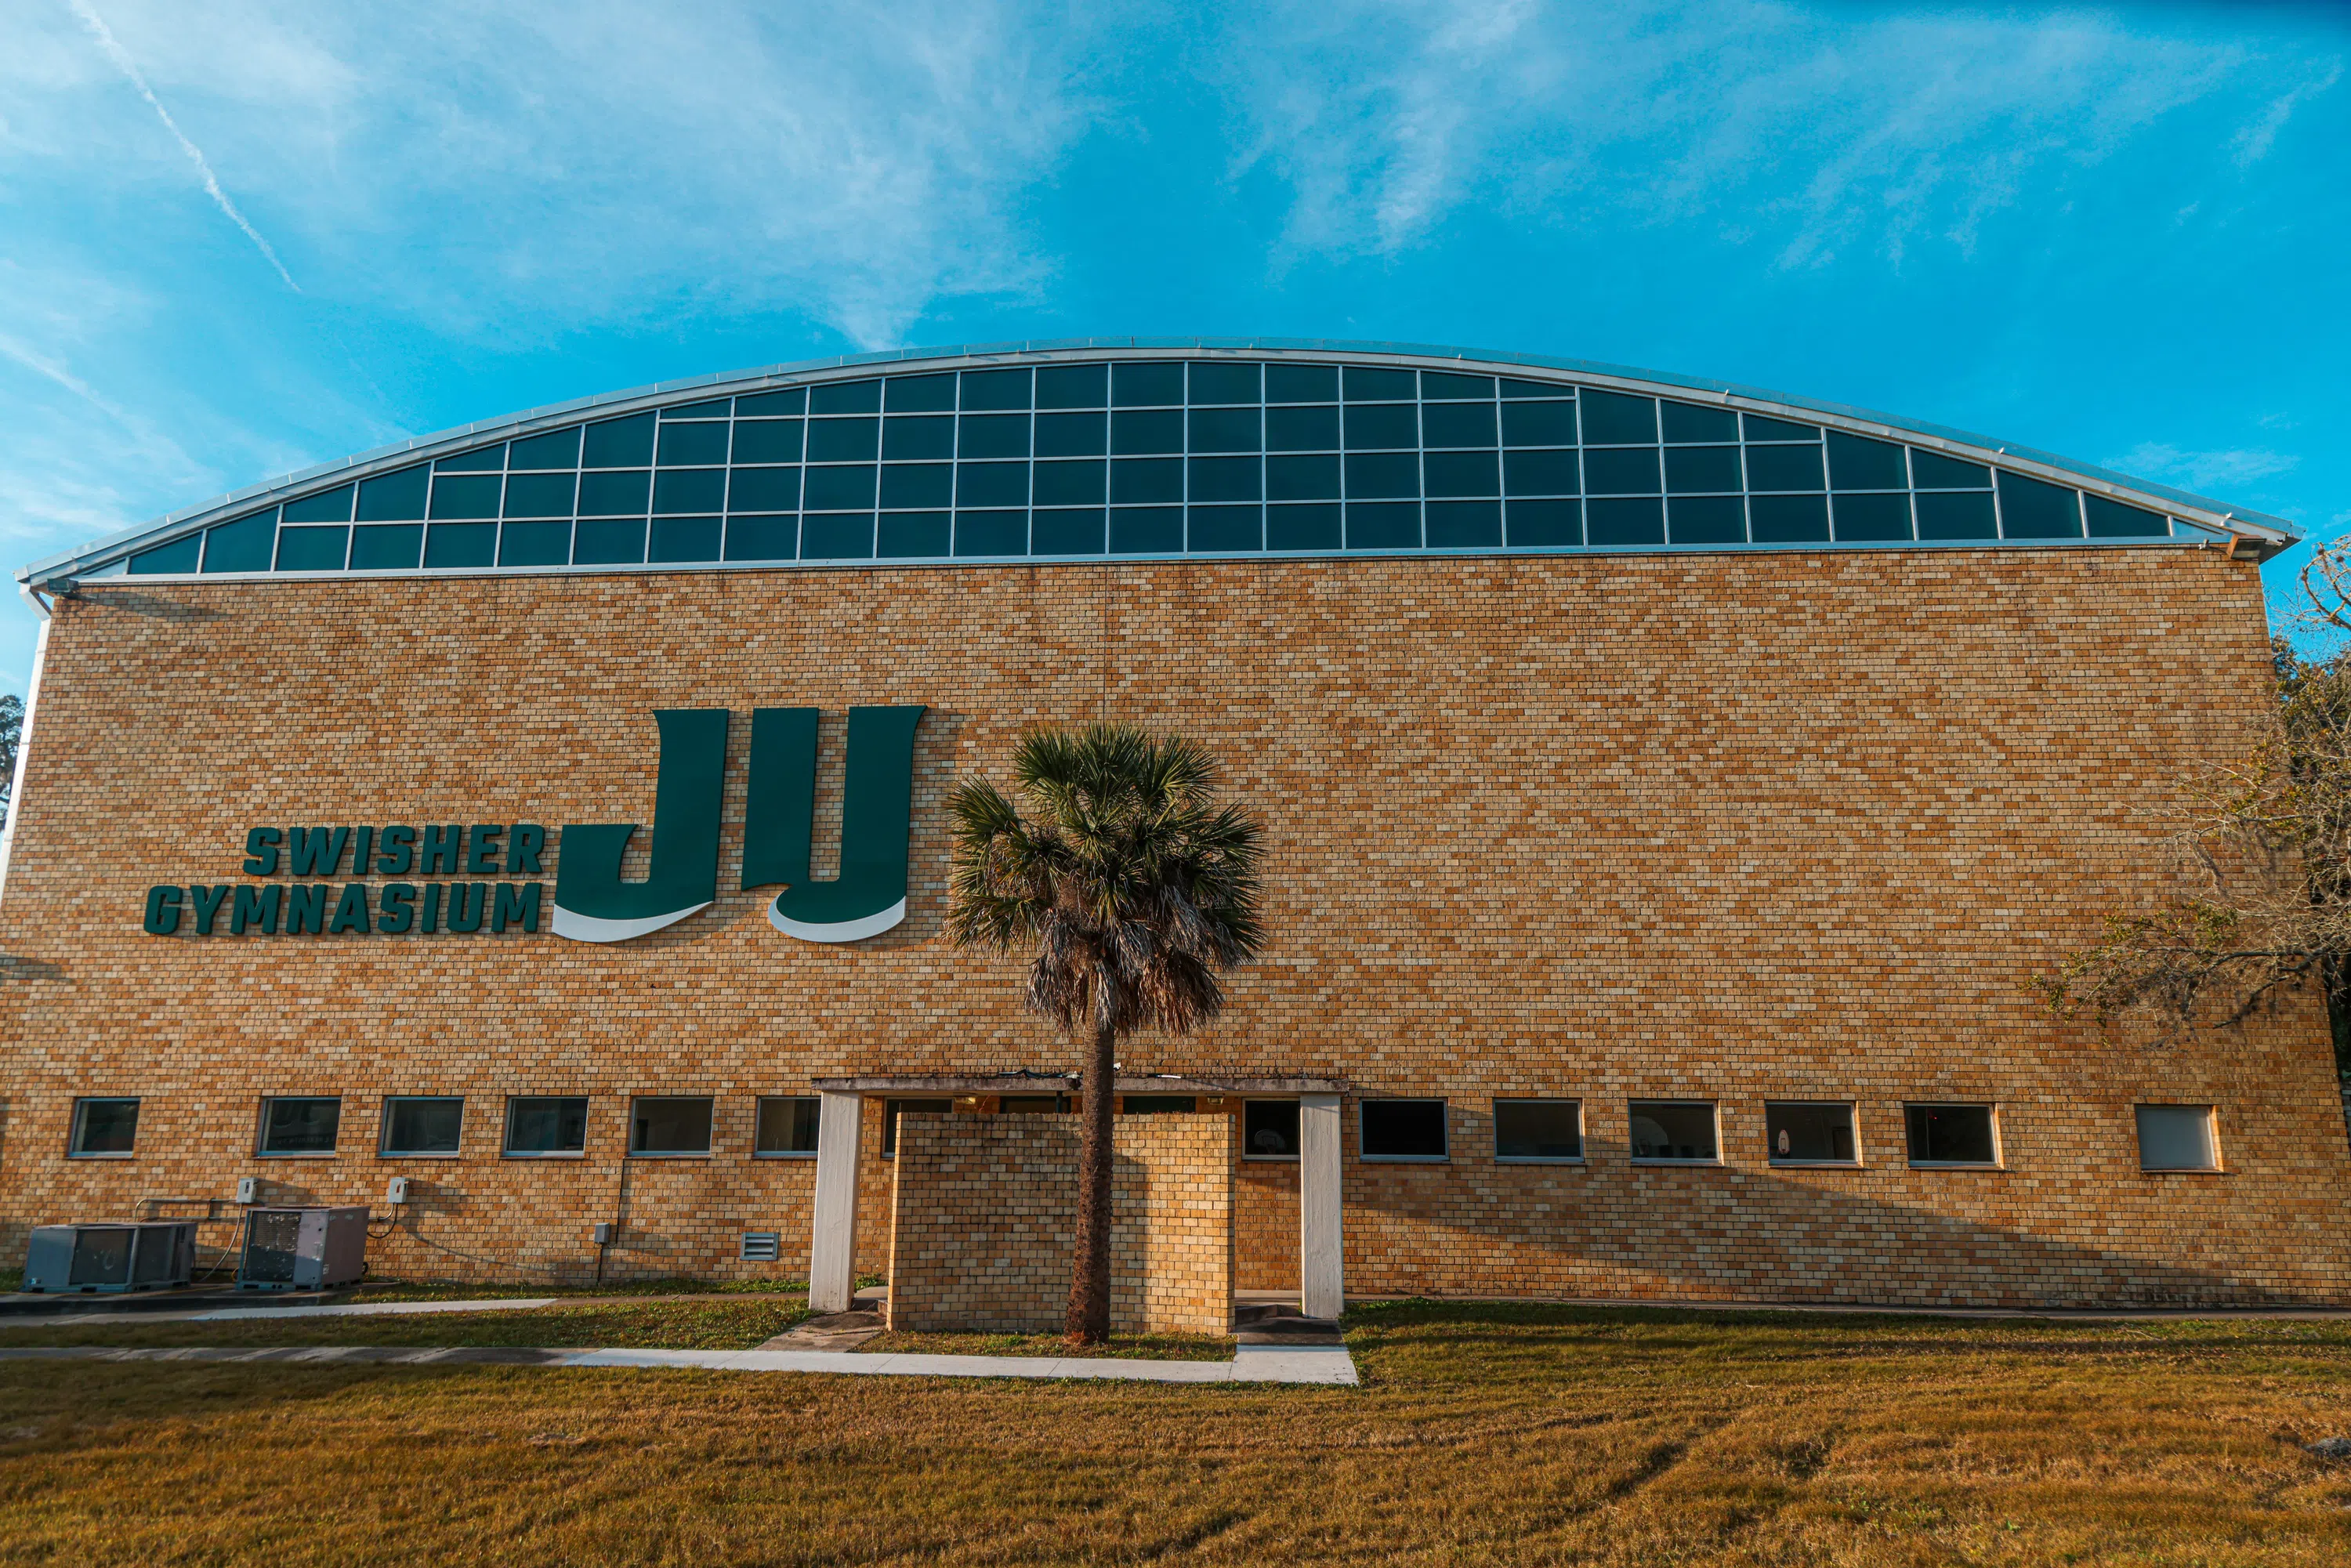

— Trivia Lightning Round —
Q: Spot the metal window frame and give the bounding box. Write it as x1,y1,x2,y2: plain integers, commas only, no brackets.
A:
1357,1096,1452,1164
1762,1099,1864,1168
1900,1100,2005,1170
377,1094,467,1159
626,1094,718,1159
2133,1101,2223,1174
65,1095,141,1159
1626,1098,1723,1166
254,1094,343,1159
1491,1096,1587,1165
752,1093,822,1159
500,1093,592,1159
1241,1096,1302,1162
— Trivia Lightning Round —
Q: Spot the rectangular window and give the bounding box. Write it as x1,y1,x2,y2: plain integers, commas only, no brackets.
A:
504,1095,589,1157
1494,1099,1582,1162
1904,1103,1998,1166
883,1097,954,1156
998,1094,1068,1114
380,1096,464,1157
754,1096,820,1157
67,1097,140,1157
1360,1099,1448,1161
1121,1095,1197,1114
630,1096,714,1157
1243,1099,1300,1160
1628,1101,1717,1163
2136,1103,2219,1171
1765,1102,1857,1164
257,1096,341,1157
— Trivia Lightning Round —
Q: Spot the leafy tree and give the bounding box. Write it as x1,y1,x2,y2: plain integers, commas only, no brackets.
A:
945,723,1264,1343
0,693,20,831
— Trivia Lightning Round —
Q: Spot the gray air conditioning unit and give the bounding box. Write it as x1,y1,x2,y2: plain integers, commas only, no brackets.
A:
237,1206,369,1291
24,1221,200,1294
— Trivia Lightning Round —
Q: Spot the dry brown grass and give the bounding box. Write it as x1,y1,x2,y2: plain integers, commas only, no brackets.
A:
856,1329,1232,1360
0,1298,804,1350
4,1300,2351,1564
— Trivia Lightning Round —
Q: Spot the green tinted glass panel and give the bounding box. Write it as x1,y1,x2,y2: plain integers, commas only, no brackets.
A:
1832,492,1913,541
130,534,202,574
1914,491,1996,539
1345,452,1419,498
657,423,728,467
1189,406,1261,453
1189,505,1262,551
498,520,571,566
724,515,800,561
880,463,952,509
578,469,650,516
886,374,956,412
1111,409,1183,455
958,462,1029,508
1267,454,1341,502
275,526,348,570
1111,458,1182,504
284,485,355,523
1500,401,1575,447
960,368,1031,411
810,379,881,415
1668,495,1746,545
662,398,730,419
1909,449,1991,489
800,512,874,559
653,469,726,514
1112,362,1183,407
1422,402,1496,448
201,512,277,573
503,472,576,518
1424,451,1499,498
573,518,646,564
1501,448,1579,498
734,419,805,464
1581,448,1658,495
736,388,806,417
583,414,655,468
955,512,1027,556
1581,391,1657,444
649,516,722,561
1035,363,1107,409
1110,506,1183,552
430,475,502,520
730,467,801,512
1827,432,1907,490
1346,502,1420,548
1189,362,1260,405
1744,444,1824,491
1344,404,1416,450
878,511,951,557
1032,509,1106,554
1189,456,1261,502
1425,499,1502,548
2083,493,2168,537
1266,405,1339,451
1499,378,1571,400
1266,364,1339,404
1997,471,2082,538
1742,413,1818,442
510,427,581,470
357,464,430,521
1034,411,1106,458
423,521,496,568
1661,401,1739,443
1507,498,1581,546
803,465,877,510
1266,503,1342,551
1421,371,1494,400
435,445,505,473
1585,497,1665,546
348,523,423,570
806,418,879,462
1665,446,1741,494
959,415,1030,458
1748,494,1831,543
1342,366,1415,401
881,416,951,461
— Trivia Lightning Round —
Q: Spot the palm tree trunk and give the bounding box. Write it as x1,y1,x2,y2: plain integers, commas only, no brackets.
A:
1065,1019,1118,1343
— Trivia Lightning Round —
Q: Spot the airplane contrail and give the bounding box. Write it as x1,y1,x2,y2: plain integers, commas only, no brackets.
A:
69,0,300,292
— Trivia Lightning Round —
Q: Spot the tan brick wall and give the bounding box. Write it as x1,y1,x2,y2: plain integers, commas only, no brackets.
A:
887,1113,1232,1334
1,549,2344,1307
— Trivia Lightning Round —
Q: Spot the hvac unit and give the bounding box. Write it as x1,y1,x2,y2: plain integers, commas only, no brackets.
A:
236,1206,370,1291
23,1221,200,1294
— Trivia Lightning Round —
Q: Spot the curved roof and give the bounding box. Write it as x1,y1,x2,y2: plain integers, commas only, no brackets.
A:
17,338,2298,592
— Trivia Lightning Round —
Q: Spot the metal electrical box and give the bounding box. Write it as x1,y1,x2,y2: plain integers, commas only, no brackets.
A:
236,1207,369,1291
24,1222,200,1293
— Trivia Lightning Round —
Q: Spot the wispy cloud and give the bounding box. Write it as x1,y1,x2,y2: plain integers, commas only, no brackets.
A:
2232,60,2342,165
2110,441,2302,492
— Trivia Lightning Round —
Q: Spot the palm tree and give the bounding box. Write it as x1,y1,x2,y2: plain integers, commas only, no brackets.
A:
946,722,1265,1343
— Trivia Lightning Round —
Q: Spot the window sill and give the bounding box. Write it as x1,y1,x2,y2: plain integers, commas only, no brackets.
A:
254,1152,339,1160
1241,1154,1300,1163
1769,1160,1862,1169
1630,1157,1721,1167
628,1151,714,1160
502,1150,587,1160
1907,1161,2002,1171
2141,1166,2226,1175
66,1151,137,1161
379,1151,464,1160
1360,1155,1450,1164
753,1151,818,1160
1496,1156,1587,1166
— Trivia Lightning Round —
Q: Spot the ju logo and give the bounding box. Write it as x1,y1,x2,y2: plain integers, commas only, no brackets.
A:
550,705,926,946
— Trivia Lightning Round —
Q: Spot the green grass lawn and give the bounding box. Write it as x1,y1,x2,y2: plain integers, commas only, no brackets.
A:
0,1298,806,1351
855,1329,1233,1360
4,1300,2351,1563
348,1276,810,1302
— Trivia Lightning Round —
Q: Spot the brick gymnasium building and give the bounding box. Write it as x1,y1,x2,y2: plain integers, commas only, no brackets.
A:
2,339,2343,1319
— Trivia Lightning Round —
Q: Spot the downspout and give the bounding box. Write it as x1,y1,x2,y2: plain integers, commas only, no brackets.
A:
0,579,56,906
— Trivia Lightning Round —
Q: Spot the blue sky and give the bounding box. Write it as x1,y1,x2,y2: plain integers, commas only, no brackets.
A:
1,0,2344,692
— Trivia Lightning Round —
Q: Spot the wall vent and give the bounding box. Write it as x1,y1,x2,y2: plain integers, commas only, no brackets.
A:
740,1232,782,1262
